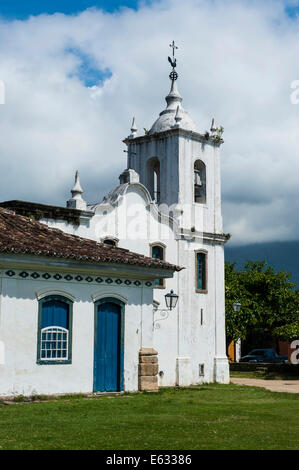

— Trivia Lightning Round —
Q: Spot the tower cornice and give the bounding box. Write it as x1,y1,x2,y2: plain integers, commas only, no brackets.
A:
123,127,224,147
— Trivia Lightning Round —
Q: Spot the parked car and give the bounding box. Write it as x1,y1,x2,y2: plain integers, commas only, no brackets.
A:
239,348,288,363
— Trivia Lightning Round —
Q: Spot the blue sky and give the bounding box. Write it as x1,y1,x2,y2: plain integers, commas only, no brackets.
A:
0,0,296,20
66,47,112,87
285,3,299,17
0,0,140,19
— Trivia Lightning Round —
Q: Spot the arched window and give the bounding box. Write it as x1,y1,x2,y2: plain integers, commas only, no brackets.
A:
194,160,206,204
151,243,165,288
195,251,208,293
147,157,160,204
37,295,73,364
102,237,118,247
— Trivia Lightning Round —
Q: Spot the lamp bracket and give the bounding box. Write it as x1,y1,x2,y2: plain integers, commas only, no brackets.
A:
153,308,170,330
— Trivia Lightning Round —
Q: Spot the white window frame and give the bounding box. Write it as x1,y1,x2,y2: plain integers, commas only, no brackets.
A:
40,326,69,361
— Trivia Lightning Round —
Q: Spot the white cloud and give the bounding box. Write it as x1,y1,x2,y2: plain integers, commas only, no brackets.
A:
0,0,298,244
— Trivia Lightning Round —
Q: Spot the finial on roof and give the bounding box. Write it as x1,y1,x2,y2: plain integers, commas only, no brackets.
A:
66,170,87,211
72,170,83,195
129,116,137,139
164,42,182,113
149,41,197,134
168,40,178,81
210,118,216,135
172,105,183,128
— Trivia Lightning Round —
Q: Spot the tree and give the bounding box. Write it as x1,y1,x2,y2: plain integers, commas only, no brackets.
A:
225,261,299,342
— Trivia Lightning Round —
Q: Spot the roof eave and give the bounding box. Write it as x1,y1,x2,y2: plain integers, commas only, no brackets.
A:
0,252,181,279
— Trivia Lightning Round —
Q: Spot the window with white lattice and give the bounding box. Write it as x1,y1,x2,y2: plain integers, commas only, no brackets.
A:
37,295,73,364
40,326,69,360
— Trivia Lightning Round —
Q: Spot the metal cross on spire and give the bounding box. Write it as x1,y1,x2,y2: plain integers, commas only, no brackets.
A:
169,40,178,58
168,40,178,81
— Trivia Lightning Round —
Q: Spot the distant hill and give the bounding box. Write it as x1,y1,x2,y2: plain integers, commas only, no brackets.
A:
225,241,299,287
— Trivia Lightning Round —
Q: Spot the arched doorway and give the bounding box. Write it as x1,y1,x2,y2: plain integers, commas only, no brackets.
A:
93,298,125,392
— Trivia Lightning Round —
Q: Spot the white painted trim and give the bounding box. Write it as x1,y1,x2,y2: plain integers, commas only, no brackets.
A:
35,288,76,302
150,241,167,249
127,182,152,205
91,292,128,304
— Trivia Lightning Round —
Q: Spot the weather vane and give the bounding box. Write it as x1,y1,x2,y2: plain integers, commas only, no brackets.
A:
168,40,178,81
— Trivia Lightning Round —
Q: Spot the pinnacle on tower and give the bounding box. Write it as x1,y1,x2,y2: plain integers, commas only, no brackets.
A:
210,118,217,135
66,170,87,211
172,105,183,128
129,116,137,139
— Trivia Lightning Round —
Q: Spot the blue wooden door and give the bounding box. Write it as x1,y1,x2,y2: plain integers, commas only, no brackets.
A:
94,302,122,392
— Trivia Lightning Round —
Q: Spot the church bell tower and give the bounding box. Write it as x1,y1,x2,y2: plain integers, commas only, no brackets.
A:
123,42,224,235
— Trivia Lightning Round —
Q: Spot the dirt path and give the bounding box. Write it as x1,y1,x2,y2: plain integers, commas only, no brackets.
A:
230,377,299,394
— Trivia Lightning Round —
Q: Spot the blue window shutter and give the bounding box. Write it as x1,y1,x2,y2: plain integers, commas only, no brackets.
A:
42,300,69,329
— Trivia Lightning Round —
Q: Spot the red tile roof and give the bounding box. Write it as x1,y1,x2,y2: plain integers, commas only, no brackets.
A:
0,207,181,272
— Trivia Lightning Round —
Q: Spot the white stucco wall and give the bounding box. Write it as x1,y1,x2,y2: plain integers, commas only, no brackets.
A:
0,263,159,397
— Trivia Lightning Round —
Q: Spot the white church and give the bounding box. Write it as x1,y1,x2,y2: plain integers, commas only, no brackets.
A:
0,44,229,397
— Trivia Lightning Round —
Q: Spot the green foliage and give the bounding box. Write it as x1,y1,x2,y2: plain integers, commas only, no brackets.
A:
27,211,44,221
215,126,224,135
225,261,299,341
273,322,299,342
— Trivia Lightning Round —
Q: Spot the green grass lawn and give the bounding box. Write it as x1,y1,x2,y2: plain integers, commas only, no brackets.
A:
230,370,299,380
0,383,298,450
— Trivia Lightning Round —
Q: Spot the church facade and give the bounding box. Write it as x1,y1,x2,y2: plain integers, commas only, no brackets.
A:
0,50,229,394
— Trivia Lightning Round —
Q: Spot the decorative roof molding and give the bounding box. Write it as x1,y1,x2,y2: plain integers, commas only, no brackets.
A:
90,180,226,244
123,127,224,147
2,268,159,289
0,200,94,223
91,180,181,236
